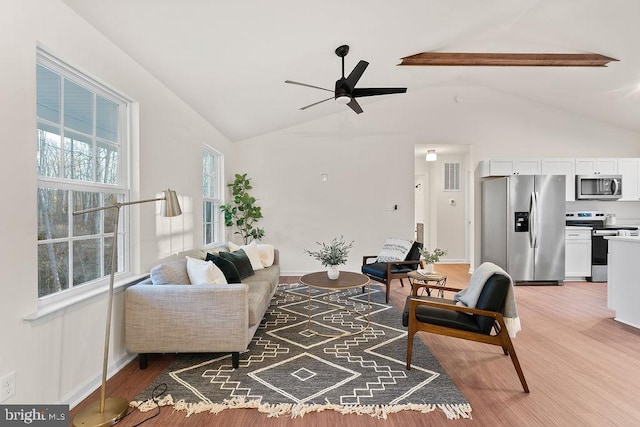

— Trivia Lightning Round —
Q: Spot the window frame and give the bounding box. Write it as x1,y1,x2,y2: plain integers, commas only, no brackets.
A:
36,48,132,308
202,146,223,245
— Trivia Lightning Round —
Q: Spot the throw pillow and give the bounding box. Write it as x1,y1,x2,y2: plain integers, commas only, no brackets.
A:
150,259,190,285
376,238,415,263
218,249,255,280
206,252,242,283
256,244,275,267
185,256,227,285
228,241,264,271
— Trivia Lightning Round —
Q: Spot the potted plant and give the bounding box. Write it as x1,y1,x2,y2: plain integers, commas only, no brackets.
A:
304,236,354,279
220,173,265,244
420,247,448,273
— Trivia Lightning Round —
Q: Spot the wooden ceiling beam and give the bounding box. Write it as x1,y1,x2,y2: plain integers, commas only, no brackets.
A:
398,52,618,67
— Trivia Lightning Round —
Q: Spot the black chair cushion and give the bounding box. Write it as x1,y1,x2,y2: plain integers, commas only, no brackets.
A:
405,241,423,269
362,262,414,280
473,274,511,334
402,295,480,333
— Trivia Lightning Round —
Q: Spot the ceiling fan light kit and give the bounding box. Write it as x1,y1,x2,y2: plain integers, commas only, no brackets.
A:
398,52,618,67
286,44,407,114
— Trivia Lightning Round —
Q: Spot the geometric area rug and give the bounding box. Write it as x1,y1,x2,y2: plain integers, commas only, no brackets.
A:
131,283,471,420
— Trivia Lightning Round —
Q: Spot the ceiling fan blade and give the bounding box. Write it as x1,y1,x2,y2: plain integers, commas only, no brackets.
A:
352,87,407,98
300,96,334,110
285,80,333,93
344,60,369,90
347,98,363,114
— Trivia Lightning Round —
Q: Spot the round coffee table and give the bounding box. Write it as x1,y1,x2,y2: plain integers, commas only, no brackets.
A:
299,271,370,337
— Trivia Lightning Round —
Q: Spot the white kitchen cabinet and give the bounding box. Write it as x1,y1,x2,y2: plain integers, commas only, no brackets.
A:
565,227,591,279
617,158,640,201
479,159,541,177
541,158,575,201
574,158,618,175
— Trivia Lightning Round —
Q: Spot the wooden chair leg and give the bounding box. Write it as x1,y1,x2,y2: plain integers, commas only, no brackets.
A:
501,335,529,393
406,331,414,370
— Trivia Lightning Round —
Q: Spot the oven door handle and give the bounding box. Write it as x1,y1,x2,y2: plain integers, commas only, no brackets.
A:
612,178,620,196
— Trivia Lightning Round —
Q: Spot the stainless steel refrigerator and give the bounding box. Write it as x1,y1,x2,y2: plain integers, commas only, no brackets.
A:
481,175,565,284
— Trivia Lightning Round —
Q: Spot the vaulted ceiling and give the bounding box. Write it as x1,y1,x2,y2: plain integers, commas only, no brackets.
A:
62,0,640,142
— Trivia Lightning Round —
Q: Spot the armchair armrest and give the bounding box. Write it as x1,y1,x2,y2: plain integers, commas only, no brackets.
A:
408,297,506,323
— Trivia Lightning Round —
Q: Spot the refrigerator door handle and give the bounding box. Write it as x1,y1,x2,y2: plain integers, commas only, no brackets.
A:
530,191,539,248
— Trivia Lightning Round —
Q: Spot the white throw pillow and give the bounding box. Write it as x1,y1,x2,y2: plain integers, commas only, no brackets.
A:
256,244,275,267
376,238,415,263
186,256,227,285
228,241,264,271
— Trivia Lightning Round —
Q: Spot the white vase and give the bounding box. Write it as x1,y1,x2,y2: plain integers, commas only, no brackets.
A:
327,266,340,280
424,263,435,274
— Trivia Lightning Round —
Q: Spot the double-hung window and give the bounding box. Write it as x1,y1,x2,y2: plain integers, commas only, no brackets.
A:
36,50,130,301
202,148,222,245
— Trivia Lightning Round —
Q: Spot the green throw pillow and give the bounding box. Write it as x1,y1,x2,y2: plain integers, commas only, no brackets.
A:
218,249,254,280
206,252,242,283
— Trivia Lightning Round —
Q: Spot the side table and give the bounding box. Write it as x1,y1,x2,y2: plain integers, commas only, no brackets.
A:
407,270,448,298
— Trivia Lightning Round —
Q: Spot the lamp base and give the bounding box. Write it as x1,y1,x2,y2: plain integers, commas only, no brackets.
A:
72,396,129,427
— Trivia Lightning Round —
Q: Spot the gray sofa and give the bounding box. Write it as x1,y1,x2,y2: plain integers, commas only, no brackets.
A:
125,244,280,369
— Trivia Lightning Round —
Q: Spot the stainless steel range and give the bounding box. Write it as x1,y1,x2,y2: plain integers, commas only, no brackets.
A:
566,211,639,282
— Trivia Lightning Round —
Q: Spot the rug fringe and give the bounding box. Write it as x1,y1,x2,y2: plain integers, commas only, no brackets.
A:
130,395,472,420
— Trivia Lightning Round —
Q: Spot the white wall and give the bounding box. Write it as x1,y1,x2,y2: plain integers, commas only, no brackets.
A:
235,84,640,274
0,0,232,407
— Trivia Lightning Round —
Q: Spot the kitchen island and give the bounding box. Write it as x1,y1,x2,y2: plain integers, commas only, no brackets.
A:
606,236,640,329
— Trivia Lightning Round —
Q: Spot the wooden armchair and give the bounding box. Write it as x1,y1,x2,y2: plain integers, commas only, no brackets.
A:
402,273,529,392
361,241,423,303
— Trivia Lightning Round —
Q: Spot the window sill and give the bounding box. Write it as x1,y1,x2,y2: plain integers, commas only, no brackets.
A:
24,274,149,325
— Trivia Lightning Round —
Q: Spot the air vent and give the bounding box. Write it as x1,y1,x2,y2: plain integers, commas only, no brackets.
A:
444,162,461,191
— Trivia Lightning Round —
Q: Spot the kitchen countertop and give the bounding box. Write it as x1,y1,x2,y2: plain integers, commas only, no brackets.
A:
605,236,640,242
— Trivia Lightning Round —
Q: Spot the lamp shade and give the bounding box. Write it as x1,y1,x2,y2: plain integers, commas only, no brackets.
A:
162,189,182,217
425,150,437,162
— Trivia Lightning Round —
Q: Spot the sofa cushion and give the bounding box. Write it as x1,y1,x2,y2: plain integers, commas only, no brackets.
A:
150,259,190,285
228,241,264,271
376,238,415,262
218,249,254,280
246,282,272,327
206,252,241,283
186,256,227,285
244,265,280,293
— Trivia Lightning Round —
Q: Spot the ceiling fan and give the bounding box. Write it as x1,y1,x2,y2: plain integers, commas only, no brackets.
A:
285,45,407,114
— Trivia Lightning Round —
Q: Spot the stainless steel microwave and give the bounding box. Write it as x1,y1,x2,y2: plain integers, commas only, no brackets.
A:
575,175,622,200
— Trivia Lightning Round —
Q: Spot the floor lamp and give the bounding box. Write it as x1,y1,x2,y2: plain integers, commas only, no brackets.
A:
72,189,182,427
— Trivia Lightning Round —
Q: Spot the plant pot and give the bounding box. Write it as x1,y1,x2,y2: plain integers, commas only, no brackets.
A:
424,263,435,274
327,266,340,280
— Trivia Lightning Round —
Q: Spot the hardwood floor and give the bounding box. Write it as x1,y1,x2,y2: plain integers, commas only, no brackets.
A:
70,266,640,426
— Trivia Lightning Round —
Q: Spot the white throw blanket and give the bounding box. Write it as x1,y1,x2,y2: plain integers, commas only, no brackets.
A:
454,262,521,337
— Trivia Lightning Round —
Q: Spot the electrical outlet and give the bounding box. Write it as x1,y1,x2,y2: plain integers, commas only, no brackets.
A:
1,371,16,402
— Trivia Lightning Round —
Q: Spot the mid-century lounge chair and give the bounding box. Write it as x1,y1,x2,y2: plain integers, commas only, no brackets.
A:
362,240,423,303
402,269,529,392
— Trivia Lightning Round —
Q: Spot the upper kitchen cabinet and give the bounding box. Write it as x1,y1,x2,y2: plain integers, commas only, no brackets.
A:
541,158,575,201
574,158,618,175
617,158,640,201
479,159,541,177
